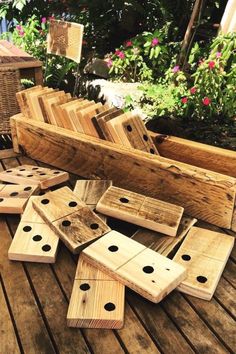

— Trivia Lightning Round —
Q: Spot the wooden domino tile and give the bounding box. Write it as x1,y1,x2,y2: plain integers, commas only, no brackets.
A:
32,186,111,254
106,112,159,154
67,255,125,328
0,184,39,214
8,196,59,263
95,108,124,141
74,179,112,222
96,186,184,236
132,215,197,257
0,165,69,189
173,227,235,300
82,230,187,303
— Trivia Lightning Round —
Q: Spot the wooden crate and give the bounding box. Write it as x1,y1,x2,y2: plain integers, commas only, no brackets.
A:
10,113,236,230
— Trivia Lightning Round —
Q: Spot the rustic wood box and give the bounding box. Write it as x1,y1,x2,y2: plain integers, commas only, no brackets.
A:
11,113,236,230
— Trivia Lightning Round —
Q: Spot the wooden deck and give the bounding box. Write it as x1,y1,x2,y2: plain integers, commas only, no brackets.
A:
0,150,235,354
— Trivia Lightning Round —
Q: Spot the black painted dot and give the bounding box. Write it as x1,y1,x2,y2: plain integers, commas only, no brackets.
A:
182,254,191,261
166,268,170,271
32,167,39,170
143,266,154,274
27,174,34,177
19,169,26,171
6,170,12,173
108,245,119,252
33,235,42,242
143,134,148,141
39,173,46,176
10,192,19,197
152,280,156,283
0,198,4,202
24,186,32,191
150,148,155,154
119,197,129,203
80,283,90,291
53,171,60,174
196,276,207,283
126,125,132,132
42,244,51,252
23,226,32,232
69,201,77,207
104,302,116,311
41,199,49,205
62,220,71,227
90,223,99,230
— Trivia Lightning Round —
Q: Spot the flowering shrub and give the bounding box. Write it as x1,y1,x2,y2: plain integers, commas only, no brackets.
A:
108,26,178,82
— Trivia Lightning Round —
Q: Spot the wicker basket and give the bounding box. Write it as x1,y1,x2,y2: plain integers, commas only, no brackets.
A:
0,67,22,135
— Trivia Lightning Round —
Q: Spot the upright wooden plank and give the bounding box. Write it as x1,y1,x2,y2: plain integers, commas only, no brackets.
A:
106,112,159,154
33,186,110,253
173,227,235,300
11,115,236,229
153,132,236,178
96,186,184,236
77,103,107,138
0,280,20,354
67,255,125,328
0,164,69,189
95,108,124,141
83,230,187,303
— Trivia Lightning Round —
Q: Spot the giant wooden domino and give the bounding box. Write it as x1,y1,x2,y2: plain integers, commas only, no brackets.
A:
0,184,39,214
74,179,112,222
173,227,235,300
67,255,125,328
132,215,197,257
96,186,184,236
8,196,59,263
106,112,159,154
32,186,111,254
0,164,69,189
82,230,187,303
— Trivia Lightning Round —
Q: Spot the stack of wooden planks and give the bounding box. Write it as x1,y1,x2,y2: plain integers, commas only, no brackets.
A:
16,86,159,154
1,164,234,329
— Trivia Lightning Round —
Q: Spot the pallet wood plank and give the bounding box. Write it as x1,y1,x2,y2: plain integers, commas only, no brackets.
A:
11,115,236,229
0,280,20,354
33,186,110,253
153,132,236,178
67,255,125,328
96,186,184,236
173,227,234,300
82,230,186,303
0,164,69,189
95,109,124,141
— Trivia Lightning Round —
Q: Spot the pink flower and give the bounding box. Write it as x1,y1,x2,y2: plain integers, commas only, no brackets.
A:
216,52,222,58
126,40,132,47
19,30,25,37
172,65,180,73
151,38,159,47
118,51,125,59
115,50,121,56
106,58,113,68
181,97,188,104
16,24,22,31
41,17,47,24
208,61,215,69
190,87,196,94
202,97,211,106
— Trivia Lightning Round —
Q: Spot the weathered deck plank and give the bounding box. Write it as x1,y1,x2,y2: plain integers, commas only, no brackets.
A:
0,154,235,354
